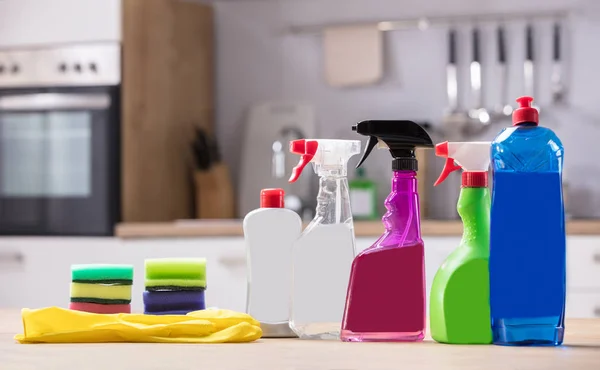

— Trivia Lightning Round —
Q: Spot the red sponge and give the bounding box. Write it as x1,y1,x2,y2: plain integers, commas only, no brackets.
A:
69,302,131,314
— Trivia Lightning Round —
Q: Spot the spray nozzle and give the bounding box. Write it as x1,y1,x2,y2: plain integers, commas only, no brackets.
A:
288,139,318,182
288,139,361,182
434,142,462,185
435,161,463,186
434,141,491,187
352,120,433,171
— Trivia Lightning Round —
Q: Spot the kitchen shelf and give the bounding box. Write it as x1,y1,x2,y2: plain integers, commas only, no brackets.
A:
115,219,600,239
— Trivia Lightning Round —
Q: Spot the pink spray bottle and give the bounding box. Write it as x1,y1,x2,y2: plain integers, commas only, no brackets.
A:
341,120,434,342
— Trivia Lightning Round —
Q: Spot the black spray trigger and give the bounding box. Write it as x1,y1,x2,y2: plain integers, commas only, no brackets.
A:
356,136,378,168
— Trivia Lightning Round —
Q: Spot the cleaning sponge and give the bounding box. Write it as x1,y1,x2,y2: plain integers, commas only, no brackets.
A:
145,279,206,291
143,290,205,313
145,258,206,280
143,258,208,315
70,283,132,301
69,302,132,314
69,264,133,314
71,264,134,284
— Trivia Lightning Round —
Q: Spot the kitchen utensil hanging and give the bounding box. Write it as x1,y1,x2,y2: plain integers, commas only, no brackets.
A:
524,24,541,111
551,22,566,105
495,25,513,117
468,27,491,126
442,28,471,140
447,29,459,114
462,26,505,138
542,20,600,130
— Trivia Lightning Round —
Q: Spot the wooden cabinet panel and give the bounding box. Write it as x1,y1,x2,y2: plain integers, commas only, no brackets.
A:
121,0,214,222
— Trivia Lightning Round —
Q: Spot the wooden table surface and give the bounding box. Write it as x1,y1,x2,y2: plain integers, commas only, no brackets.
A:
1,310,599,370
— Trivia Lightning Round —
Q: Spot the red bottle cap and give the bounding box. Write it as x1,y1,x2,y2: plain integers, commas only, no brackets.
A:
260,188,284,208
512,96,539,126
462,172,488,188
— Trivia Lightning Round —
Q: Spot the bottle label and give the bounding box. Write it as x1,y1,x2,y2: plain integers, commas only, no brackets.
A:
350,189,372,216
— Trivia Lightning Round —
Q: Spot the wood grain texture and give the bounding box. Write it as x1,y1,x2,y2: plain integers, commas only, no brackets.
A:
2,310,599,370
115,219,600,238
122,0,214,222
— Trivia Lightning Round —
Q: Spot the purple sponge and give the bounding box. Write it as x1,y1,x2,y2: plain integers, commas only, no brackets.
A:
143,290,205,313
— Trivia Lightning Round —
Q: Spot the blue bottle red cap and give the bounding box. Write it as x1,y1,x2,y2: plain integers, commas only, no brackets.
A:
512,96,539,126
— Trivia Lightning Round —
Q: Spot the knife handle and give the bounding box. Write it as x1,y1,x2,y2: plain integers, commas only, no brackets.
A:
449,29,456,65
497,26,506,64
553,23,561,61
526,24,534,61
472,28,480,63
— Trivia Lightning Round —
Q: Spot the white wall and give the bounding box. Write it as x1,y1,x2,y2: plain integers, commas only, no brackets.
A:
214,0,600,218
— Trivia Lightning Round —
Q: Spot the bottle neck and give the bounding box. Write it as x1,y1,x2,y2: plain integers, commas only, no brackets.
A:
314,175,352,225
316,165,348,179
457,187,490,252
382,170,421,243
462,171,488,188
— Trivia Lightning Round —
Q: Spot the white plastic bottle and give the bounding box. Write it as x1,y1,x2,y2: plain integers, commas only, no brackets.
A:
243,188,302,337
287,139,361,340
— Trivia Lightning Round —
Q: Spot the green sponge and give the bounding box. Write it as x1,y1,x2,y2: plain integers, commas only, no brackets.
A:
145,258,206,280
71,264,134,284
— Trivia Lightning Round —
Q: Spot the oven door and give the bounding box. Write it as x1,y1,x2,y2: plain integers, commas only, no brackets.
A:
0,88,119,235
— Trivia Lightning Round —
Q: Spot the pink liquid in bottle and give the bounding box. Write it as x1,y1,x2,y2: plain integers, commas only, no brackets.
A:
341,171,426,342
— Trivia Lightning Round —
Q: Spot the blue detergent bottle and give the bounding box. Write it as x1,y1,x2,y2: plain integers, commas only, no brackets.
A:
489,96,566,346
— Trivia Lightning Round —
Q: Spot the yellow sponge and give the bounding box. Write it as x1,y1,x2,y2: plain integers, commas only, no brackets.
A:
70,283,132,301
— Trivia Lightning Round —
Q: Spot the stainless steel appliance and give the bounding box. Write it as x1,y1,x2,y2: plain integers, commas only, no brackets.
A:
0,43,120,235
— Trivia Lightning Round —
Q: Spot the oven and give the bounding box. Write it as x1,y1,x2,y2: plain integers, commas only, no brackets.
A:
0,43,120,236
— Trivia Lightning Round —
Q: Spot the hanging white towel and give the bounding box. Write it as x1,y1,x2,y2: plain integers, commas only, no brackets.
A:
322,24,383,87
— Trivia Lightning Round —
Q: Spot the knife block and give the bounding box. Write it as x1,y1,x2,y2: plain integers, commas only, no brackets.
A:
194,163,235,219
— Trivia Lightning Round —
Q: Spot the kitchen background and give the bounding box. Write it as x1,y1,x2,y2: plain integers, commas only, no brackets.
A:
0,0,599,317
216,0,600,220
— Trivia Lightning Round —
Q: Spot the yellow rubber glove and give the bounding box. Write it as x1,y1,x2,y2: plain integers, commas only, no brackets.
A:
15,307,262,344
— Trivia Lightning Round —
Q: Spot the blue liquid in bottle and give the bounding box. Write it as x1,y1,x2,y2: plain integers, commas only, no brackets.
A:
489,96,566,346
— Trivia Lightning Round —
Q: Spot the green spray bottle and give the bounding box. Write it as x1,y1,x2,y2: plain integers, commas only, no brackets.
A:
430,141,492,344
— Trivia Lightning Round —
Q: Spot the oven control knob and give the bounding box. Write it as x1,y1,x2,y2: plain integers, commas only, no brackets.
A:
74,63,82,73
0,65,4,74
11,65,19,74
58,63,67,72
89,62,98,73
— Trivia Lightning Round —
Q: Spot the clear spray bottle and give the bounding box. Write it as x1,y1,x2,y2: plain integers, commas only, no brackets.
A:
288,139,361,340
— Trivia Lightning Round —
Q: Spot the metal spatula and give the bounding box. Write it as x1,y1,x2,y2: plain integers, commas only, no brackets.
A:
442,28,471,139
551,22,566,105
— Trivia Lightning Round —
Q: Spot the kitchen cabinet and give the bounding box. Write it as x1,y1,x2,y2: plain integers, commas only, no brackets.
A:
121,0,214,222
0,0,122,48
0,236,599,318
0,237,244,313
566,236,600,288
